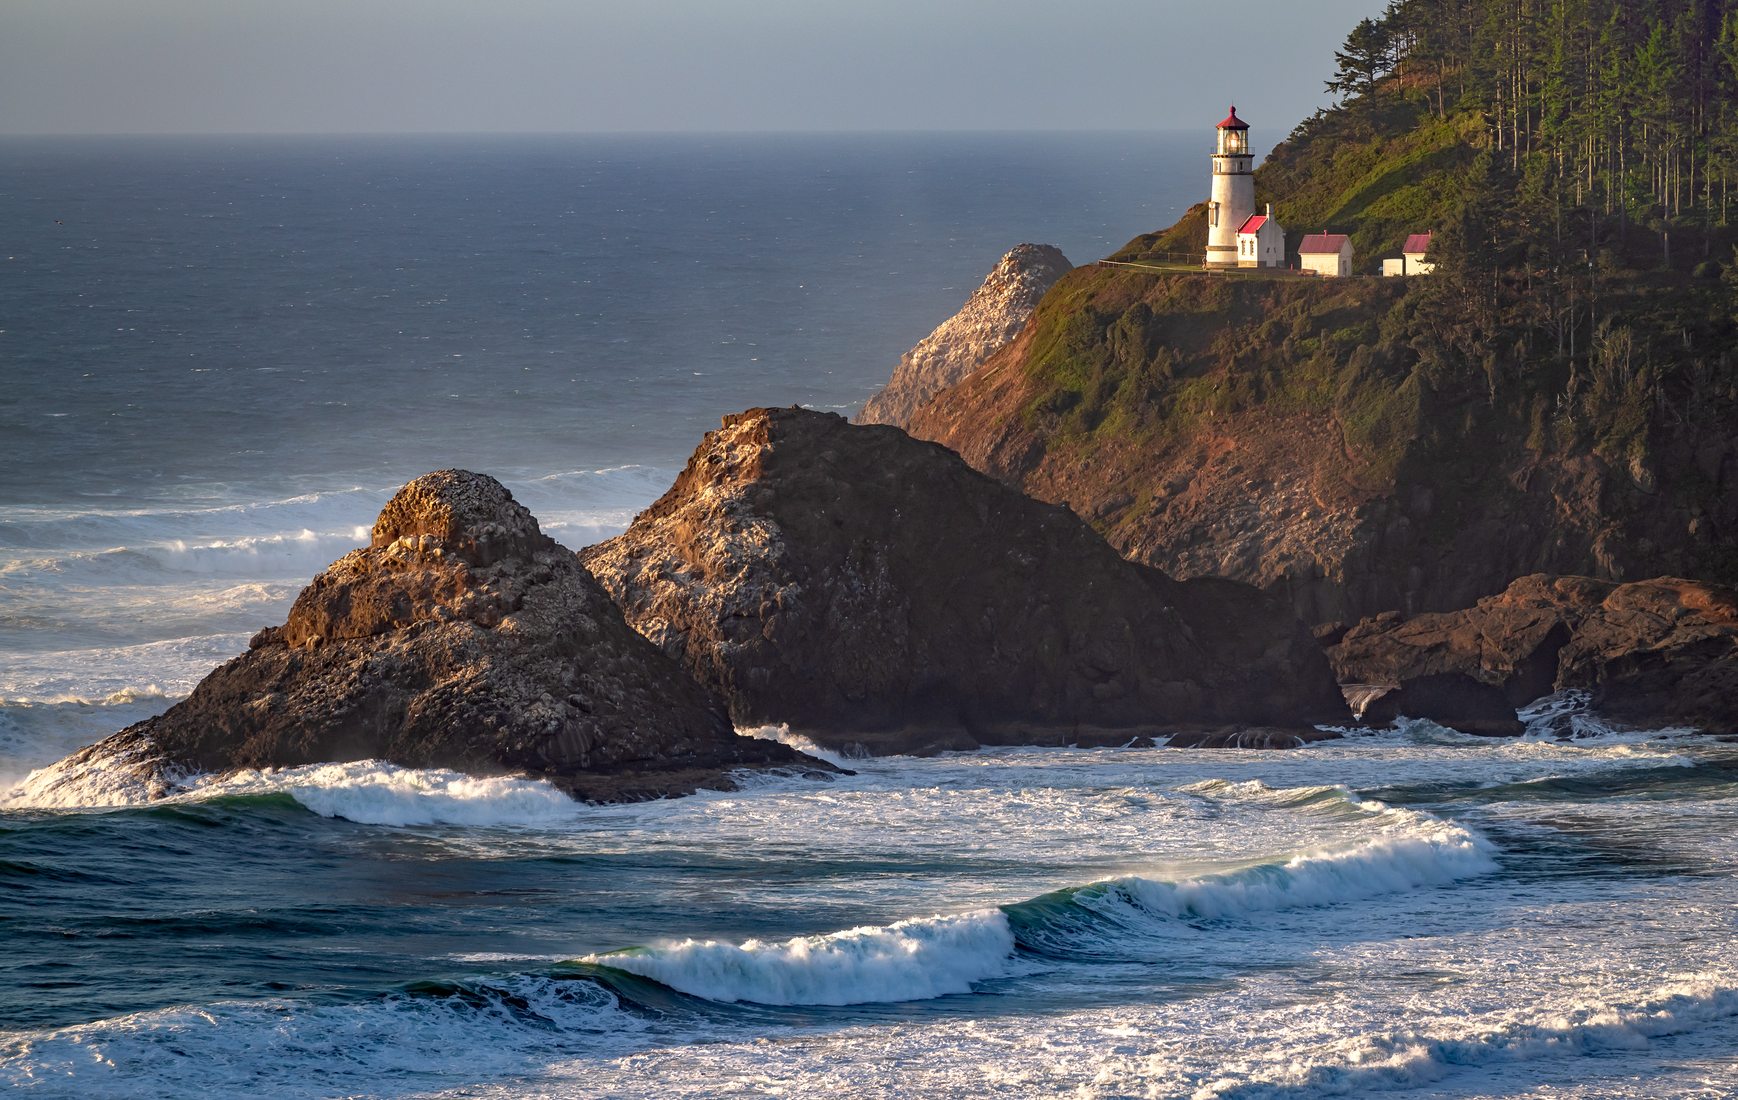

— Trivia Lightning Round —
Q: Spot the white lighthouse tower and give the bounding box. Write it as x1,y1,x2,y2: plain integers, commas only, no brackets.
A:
1205,106,1256,267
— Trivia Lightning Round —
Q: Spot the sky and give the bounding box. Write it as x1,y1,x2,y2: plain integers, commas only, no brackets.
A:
1,0,1387,138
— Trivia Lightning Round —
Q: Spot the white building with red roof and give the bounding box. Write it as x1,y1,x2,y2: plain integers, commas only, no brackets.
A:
1205,106,1256,267
1236,204,1285,268
1299,232,1354,277
1403,232,1435,274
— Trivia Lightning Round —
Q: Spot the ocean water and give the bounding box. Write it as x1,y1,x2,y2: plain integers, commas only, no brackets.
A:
3,135,1737,1099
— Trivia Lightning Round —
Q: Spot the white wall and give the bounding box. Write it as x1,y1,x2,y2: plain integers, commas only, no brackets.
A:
1301,244,1352,277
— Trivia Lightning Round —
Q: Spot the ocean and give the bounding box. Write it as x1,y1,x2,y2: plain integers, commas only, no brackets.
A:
2,133,1736,1099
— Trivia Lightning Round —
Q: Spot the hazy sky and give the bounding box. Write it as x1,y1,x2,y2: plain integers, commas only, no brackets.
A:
3,1,1385,138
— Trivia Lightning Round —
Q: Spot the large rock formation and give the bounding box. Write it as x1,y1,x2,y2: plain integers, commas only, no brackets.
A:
581,407,1346,753
857,244,1070,430
903,266,1738,626
40,471,823,802
1330,574,1738,732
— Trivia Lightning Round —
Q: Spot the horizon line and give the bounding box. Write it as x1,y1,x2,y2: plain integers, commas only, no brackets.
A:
0,126,1217,140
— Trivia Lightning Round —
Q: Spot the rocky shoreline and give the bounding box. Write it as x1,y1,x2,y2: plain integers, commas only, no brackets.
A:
23,247,1738,807
28,470,835,805
1329,574,1738,736
25,410,1356,803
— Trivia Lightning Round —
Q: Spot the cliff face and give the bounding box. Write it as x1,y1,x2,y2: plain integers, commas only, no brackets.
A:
1331,574,1738,732
856,244,1071,429
39,470,820,803
906,266,1738,625
581,407,1345,753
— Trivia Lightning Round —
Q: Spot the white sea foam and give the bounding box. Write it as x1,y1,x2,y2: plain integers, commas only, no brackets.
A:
0,734,187,809
586,909,1018,1006
515,971,1738,1100
738,722,857,769
1191,973,1738,1099
1100,821,1494,923
0,975,647,1100
2,753,580,827
252,762,581,827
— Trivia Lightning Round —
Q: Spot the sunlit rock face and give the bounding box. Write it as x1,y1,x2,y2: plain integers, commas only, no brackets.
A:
31,470,825,804
582,407,1346,754
856,243,1071,430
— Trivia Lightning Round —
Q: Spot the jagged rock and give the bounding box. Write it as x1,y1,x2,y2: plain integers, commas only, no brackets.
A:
1330,574,1738,733
581,407,1347,753
857,244,1070,430
40,470,825,803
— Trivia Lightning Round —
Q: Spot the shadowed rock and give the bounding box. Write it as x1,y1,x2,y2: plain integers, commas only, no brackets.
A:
1357,673,1525,737
37,470,825,803
1330,574,1738,733
581,407,1347,754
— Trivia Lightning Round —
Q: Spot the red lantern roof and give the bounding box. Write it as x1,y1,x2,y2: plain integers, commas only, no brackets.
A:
1217,106,1249,130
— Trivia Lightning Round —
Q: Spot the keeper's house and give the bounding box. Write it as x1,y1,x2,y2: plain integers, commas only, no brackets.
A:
1236,205,1285,268
1299,233,1354,278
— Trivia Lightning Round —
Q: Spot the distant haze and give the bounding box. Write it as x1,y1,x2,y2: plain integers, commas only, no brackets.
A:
4,0,1384,142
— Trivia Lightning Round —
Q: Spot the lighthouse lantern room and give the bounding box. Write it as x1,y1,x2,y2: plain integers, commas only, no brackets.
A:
1205,106,1256,267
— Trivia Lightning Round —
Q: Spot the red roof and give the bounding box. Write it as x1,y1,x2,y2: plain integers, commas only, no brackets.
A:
1237,214,1269,234
1217,106,1249,130
1404,232,1433,255
1299,233,1351,254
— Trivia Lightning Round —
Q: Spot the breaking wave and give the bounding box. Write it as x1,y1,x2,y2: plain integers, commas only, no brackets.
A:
587,909,1017,1006
738,723,858,769
584,789,1495,1007
2,754,579,827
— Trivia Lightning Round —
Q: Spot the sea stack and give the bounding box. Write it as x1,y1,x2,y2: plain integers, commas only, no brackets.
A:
32,470,824,803
582,407,1347,753
856,243,1071,430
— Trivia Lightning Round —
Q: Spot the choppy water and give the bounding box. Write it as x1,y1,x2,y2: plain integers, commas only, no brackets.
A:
3,135,1736,1098
4,733,1736,1098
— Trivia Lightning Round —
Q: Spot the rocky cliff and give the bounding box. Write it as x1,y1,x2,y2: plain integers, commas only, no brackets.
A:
1330,574,1738,732
905,266,1738,625
40,470,822,802
856,244,1070,429
580,407,1346,753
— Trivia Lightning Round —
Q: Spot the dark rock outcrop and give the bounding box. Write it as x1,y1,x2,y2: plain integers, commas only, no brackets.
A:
1163,727,1346,750
581,407,1347,753
1330,574,1738,733
1357,673,1525,737
44,470,824,802
857,244,1070,430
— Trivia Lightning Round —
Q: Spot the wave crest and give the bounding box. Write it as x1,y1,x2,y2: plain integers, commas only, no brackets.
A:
585,909,1017,1006
3,751,579,827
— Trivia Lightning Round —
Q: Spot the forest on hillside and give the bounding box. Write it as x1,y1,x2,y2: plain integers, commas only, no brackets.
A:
1325,0,1738,265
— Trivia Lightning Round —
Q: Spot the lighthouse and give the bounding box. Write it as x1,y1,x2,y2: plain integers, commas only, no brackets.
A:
1205,106,1255,267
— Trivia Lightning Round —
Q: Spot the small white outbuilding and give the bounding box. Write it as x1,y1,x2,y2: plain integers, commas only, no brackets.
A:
1299,233,1354,278
1236,206,1285,268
